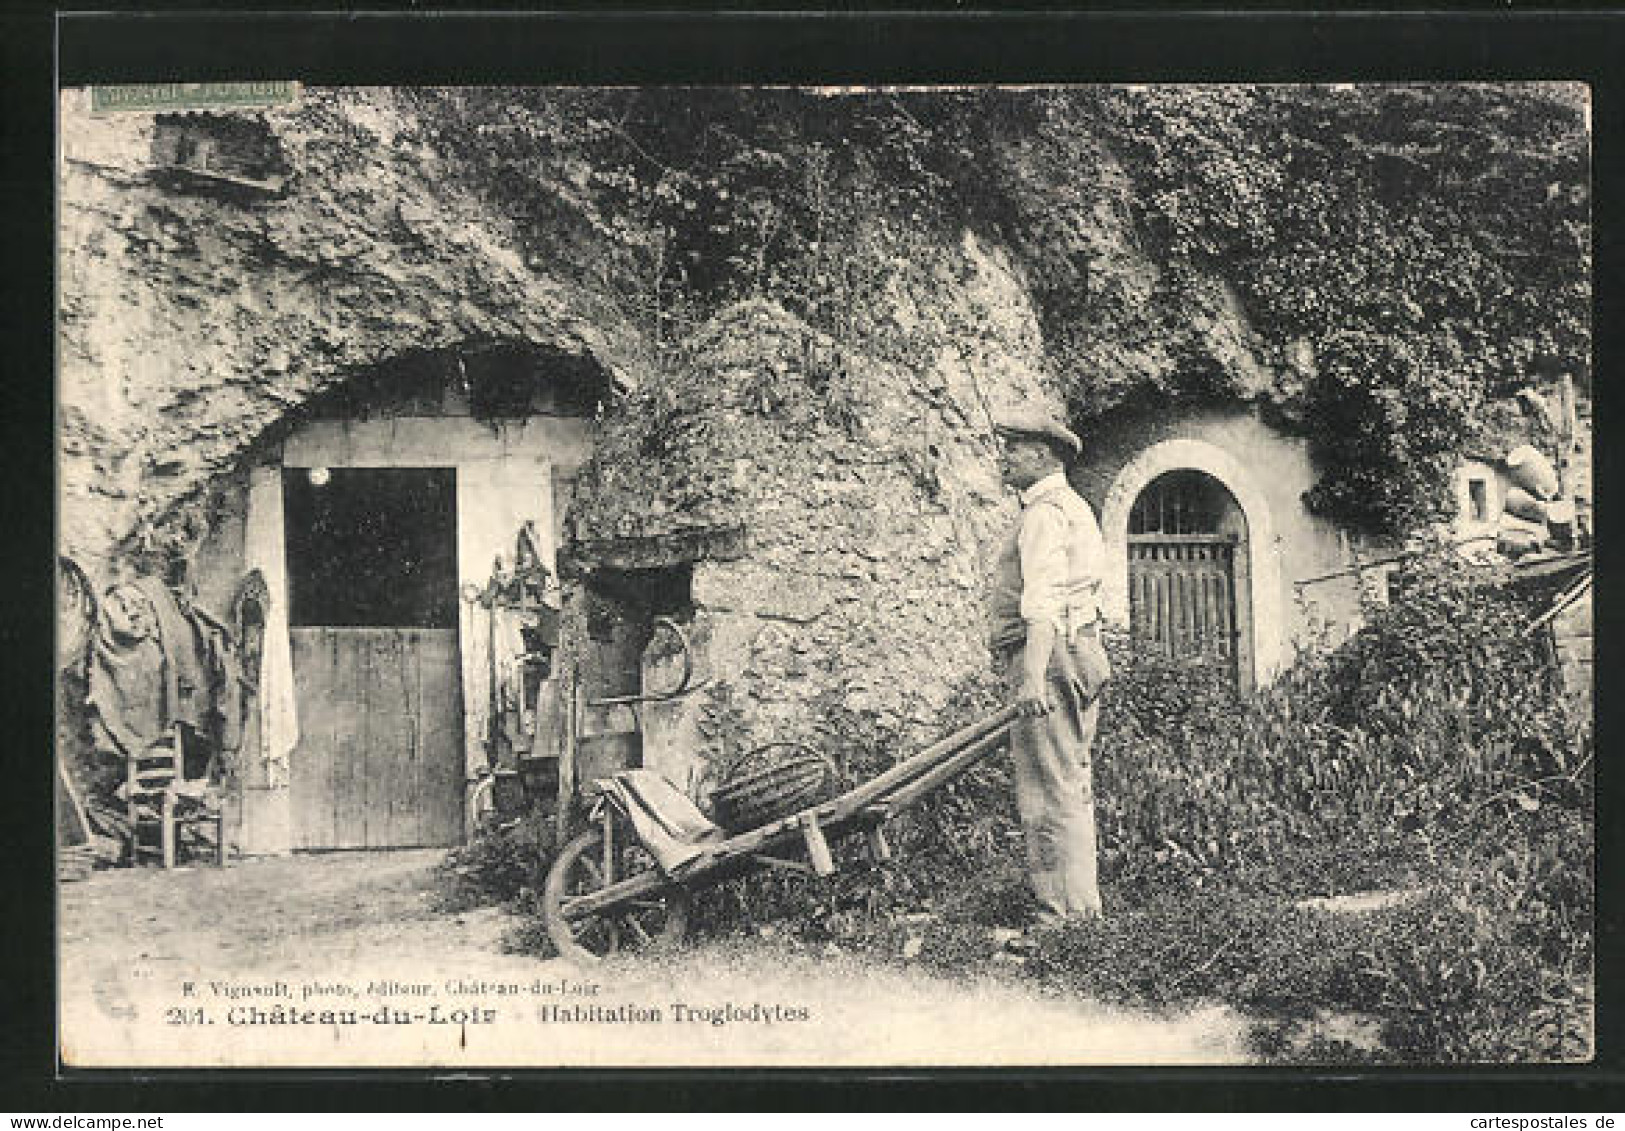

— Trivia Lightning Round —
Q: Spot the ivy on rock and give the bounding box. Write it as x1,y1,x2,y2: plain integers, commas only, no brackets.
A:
408,84,1588,540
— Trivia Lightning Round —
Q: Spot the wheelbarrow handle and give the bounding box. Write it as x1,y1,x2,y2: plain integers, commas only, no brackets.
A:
833,705,1018,815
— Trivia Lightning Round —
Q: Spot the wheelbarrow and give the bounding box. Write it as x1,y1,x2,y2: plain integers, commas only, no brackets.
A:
541,705,1017,962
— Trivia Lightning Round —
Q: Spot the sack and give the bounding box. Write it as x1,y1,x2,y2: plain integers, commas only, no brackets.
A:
1503,485,1550,524
1063,631,1112,701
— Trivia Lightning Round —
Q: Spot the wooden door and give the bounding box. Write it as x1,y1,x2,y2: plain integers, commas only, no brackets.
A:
1127,470,1244,687
283,467,464,849
289,628,464,848
1128,538,1240,676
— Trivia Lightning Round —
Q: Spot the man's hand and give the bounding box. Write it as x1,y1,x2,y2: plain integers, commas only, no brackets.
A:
1015,675,1052,717
1016,621,1057,717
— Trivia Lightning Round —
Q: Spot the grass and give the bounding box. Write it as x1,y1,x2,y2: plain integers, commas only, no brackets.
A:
681,799,1591,1064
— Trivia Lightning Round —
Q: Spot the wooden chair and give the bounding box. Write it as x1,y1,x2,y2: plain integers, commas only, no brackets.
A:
126,723,224,868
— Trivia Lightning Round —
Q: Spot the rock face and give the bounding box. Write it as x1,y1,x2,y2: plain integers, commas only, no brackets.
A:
573,232,1062,777
58,86,646,590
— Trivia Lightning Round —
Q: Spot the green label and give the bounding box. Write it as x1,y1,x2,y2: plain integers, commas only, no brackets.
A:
90,82,299,113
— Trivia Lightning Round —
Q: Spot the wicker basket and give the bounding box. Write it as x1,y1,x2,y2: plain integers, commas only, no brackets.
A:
710,744,836,833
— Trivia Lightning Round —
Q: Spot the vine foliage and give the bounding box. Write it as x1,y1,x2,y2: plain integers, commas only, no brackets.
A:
408,84,1588,538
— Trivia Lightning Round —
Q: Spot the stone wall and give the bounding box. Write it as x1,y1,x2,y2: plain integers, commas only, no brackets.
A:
576,234,1061,783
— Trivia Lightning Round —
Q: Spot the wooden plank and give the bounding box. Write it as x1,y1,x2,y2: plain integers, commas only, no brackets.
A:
1179,571,1193,652
1168,569,1179,655
865,825,893,863
748,853,816,876
408,629,433,847
362,631,384,847
1143,569,1155,643
867,725,1012,815
1199,565,1212,643
322,629,346,849
289,629,333,849
1130,567,1143,638
332,630,365,850
376,631,401,847
371,630,413,848
417,628,466,847
1208,567,1223,650
801,815,836,876
1157,573,1171,655
404,630,427,847
287,631,311,849
1128,533,1241,545
356,632,376,848
556,664,579,839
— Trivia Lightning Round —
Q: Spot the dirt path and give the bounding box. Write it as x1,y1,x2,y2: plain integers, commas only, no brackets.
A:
60,851,1252,1067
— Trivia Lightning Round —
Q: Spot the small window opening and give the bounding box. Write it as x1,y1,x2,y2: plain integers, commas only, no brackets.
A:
1468,477,1491,523
1129,469,1228,536
581,565,696,696
151,114,288,195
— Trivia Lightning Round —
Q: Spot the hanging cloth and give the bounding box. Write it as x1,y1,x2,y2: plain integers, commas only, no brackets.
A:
86,583,167,762
597,769,725,876
244,468,300,788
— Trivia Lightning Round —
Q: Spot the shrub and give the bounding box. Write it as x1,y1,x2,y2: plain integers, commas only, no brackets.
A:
436,810,562,912
1087,549,1582,898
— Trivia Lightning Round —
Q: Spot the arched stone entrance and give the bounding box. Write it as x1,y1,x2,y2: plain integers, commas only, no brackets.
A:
1099,438,1284,690
219,343,608,854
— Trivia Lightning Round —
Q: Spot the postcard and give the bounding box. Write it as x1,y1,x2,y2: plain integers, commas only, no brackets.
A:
56,79,1594,1069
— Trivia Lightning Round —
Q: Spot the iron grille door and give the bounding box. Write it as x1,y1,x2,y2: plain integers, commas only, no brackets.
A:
1128,534,1240,686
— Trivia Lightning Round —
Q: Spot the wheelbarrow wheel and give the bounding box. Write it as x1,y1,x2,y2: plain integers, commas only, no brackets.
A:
543,828,690,964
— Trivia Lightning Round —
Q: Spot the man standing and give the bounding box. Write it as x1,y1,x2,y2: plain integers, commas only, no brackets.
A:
988,407,1112,930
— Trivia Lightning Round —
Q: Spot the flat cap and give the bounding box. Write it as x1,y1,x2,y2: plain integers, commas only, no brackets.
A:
992,406,1082,457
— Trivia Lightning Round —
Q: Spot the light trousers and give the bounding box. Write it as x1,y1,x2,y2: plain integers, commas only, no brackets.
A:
1005,632,1105,925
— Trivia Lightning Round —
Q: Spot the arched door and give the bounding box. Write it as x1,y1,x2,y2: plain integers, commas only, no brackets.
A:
1127,470,1249,689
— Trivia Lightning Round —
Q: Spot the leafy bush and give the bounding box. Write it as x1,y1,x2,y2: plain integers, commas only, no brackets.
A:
1301,331,1480,538
436,811,562,912
1089,549,1582,900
